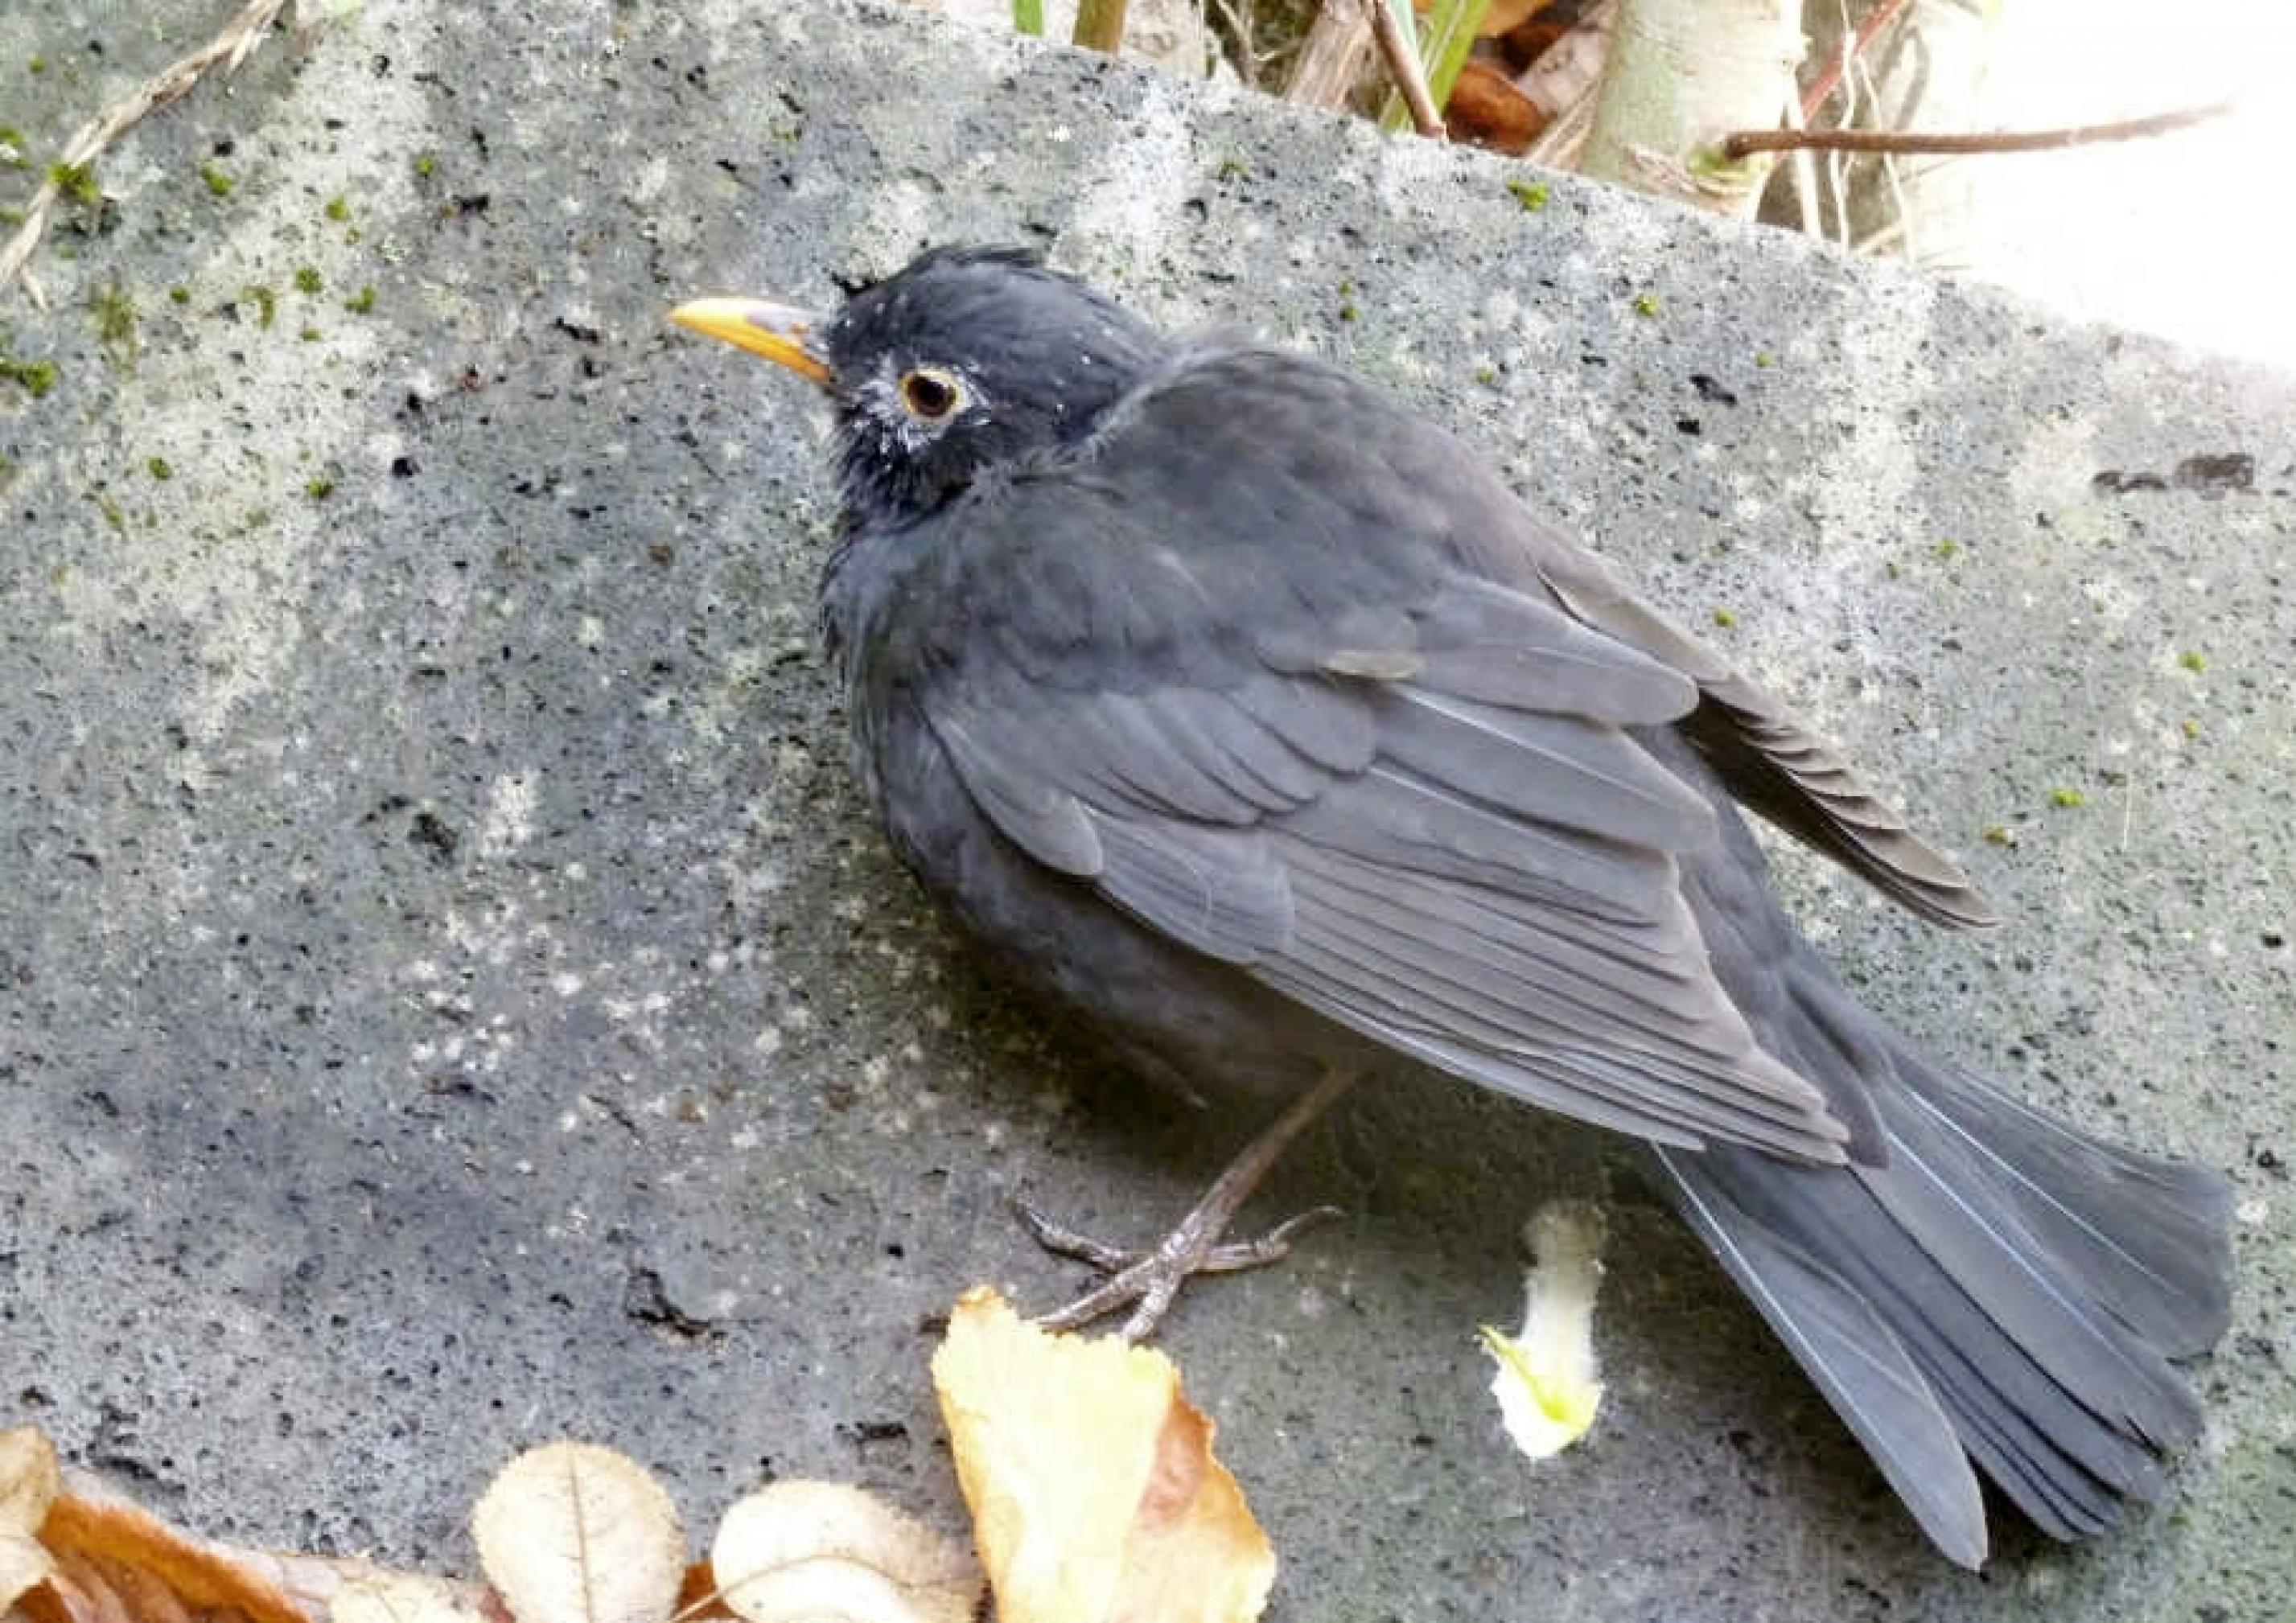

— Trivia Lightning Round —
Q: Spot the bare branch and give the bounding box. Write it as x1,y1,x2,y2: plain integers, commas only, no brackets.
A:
1722,101,2230,160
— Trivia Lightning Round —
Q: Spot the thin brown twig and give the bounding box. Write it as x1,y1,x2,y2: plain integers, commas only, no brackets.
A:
1722,101,2230,160
0,0,293,307
1800,0,1911,123
1366,0,1445,138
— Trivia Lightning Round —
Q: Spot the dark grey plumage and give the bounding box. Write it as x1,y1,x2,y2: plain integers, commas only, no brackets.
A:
769,247,2231,1566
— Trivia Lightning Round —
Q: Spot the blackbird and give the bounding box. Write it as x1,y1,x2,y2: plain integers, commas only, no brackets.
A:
672,246,2232,1567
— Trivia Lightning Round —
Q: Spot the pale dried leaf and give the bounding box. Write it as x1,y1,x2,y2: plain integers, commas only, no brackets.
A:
711,1481,979,1623
1,1529,56,1613
931,1287,1273,1623
471,1444,685,1623
319,1568,490,1623
0,1428,61,1536
1483,1201,1607,1459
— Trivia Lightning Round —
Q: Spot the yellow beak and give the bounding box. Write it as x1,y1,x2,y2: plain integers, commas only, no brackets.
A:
669,297,832,388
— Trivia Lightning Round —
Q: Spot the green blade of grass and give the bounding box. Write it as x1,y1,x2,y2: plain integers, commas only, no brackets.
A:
1379,0,1491,133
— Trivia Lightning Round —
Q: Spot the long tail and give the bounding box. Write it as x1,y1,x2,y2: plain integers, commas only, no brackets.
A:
1655,857,2233,1564
1644,725,2236,1567
1656,1052,2232,1566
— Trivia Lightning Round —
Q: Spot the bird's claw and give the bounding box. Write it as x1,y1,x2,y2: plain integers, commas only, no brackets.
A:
1013,1195,1344,1341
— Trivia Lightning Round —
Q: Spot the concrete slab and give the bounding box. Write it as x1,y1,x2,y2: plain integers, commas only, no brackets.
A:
2,2,2290,1617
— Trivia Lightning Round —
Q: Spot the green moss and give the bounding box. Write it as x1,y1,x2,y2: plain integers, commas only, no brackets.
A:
1982,824,2017,847
1754,351,1775,368
2178,649,2206,672
0,353,58,398
94,494,124,532
1711,606,1736,628
167,284,191,305
413,152,437,178
47,160,99,207
0,125,26,170
1934,539,1959,560
241,284,276,328
146,455,173,481
323,194,351,222
1507,177,1549,212
1214,154,1249,181
1632,292,1660,318
198,162,233,197
91,281,137,365
1473,364,1497,385
28,57,46,74
305,475,335,499
343,284,376,314
2049,787,2086,809
294,265,322,294
298,325,322,341
2181,717,2202,740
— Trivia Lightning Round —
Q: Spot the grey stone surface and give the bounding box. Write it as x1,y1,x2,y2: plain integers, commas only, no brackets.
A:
2,2,2291,1617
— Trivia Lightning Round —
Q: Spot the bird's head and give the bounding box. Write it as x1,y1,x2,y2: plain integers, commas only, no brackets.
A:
673,246,1162,529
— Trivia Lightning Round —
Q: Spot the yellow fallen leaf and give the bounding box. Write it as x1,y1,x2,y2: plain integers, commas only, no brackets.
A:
931,1287,1274,1623
1483,1201,1607,1459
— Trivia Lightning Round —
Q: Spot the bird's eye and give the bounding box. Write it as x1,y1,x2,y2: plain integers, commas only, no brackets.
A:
898,368,965,421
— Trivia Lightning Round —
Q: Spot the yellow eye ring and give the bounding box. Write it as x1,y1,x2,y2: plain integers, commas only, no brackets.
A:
898,368,965,421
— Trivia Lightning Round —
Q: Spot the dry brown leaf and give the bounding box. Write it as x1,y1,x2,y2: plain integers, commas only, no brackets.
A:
35,1481,313,1623
1446,60,1547,154
710,1481,980,1623
931,1287,1273,1623
470,1443,685,1623
2,1530,58,1615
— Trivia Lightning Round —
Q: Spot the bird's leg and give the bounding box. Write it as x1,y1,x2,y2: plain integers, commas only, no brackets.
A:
1014,1063,1364,1341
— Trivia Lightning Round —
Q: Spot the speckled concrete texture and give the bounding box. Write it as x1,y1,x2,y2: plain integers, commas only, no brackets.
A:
2,2,2290,1617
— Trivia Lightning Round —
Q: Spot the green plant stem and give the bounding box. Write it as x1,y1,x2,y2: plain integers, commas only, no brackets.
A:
1073,0,1126,52
1380,0,1489,133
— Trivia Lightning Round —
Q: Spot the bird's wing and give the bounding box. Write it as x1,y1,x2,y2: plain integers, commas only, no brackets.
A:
893,350,1873,1161
1069,345,1994,929
1519,536,2001,930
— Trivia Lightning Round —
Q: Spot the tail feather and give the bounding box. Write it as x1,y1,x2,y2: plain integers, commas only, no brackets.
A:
1656,1144,1989,1567
1903,1061,2233,1357
1654,1046,2232,1564
1870,1084,2202,1446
